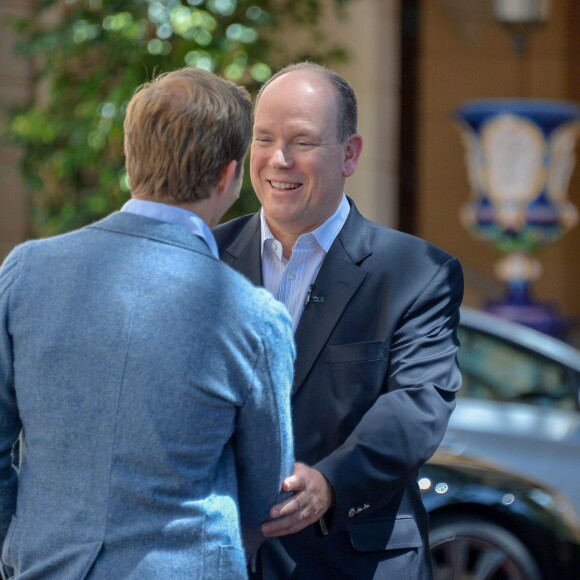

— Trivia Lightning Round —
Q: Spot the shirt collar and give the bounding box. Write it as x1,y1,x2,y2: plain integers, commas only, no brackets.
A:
259,194,350,256
120,198,219,258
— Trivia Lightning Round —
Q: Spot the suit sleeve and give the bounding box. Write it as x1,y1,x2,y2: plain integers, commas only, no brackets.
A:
234,295,295,557
315,257,463,533
0,249,21,547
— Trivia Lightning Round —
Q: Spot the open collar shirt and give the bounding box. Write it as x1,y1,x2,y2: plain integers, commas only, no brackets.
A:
120,198,219,259
260,194,350,332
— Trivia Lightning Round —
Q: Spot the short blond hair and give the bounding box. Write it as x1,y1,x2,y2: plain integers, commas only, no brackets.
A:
124,67,252,202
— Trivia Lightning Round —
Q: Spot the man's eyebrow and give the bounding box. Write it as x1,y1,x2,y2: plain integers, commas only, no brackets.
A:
293,128,316,137
252,124,318,139
252,125,270,135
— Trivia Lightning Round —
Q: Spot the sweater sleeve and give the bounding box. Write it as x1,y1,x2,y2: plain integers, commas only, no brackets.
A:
234,293,295,557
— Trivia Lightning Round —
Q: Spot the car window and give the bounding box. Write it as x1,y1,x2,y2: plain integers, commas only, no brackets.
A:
457,325,577,410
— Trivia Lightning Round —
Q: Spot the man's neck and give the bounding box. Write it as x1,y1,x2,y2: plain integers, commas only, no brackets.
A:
278,234,300,260
132,195,213,227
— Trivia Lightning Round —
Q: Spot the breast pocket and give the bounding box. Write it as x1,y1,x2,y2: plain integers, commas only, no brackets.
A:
324,340,387,364
322,341,388,413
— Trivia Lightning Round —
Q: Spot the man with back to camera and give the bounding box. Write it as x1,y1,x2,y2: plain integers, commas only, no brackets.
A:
214,61,464,579
0,66,295,579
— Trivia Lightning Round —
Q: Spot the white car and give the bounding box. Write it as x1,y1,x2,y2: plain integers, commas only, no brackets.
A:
440,306,580,526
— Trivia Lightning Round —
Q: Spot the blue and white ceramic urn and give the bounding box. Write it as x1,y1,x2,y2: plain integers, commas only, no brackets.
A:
455,99,580,336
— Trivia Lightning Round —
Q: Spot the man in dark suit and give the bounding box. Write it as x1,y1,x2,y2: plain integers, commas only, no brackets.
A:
214,62,464,579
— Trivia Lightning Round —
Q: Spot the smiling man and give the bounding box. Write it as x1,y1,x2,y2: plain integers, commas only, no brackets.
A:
250,70,359,258
214,62,464,579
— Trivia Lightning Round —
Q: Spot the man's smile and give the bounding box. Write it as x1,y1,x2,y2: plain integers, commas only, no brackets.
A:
269,180,301,191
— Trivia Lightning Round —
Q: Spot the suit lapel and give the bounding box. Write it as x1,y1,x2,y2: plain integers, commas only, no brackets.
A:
292,203,371,395
220,214,263,286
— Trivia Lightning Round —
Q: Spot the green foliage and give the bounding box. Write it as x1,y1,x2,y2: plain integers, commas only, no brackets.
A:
7,0,351,236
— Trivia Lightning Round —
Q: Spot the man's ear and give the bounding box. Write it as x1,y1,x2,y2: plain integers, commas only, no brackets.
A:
215,160,238,196
342,134,363,178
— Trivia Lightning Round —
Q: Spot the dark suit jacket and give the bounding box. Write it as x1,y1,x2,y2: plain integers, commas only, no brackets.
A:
214,199,464,579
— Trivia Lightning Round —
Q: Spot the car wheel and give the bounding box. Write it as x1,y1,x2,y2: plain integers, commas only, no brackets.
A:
429,515,542,580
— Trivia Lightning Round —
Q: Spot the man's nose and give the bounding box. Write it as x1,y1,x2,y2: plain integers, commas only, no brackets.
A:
270,147,293,168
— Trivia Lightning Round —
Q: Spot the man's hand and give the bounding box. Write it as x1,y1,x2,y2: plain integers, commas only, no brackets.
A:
261,462,335,537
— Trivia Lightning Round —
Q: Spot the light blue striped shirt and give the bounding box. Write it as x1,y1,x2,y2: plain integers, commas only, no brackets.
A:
120,198,219,258
260,195,350,331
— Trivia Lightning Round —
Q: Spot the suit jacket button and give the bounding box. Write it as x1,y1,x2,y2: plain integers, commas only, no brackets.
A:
348,508,356,518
